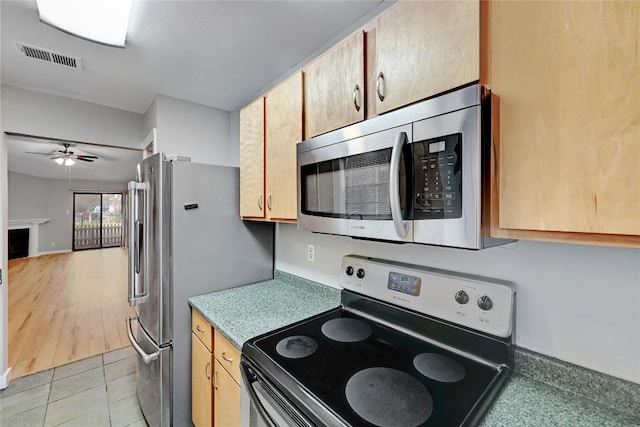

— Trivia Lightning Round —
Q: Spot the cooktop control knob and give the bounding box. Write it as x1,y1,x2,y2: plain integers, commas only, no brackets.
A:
356,268,365,279
477,295,493,311
454,290,469,305
346,266,354,276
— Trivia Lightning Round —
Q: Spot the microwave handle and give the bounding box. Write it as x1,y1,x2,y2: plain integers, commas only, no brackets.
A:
390,132,409,238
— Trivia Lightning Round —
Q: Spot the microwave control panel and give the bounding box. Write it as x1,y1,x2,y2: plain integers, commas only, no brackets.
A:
413,133,462,219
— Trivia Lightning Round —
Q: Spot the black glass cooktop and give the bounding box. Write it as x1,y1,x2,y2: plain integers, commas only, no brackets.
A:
253,308,500,427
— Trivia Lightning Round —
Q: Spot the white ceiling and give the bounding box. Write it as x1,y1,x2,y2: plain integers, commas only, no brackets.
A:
6,134,142,182
1,0,385,113
1,0,386,182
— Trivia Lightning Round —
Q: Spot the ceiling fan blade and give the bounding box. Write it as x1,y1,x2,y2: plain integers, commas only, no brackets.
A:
76,158,95,162
25,151,56,155
76,155,99,159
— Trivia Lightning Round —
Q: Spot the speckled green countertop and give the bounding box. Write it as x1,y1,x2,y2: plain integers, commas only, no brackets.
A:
189,271,640,426
481,373,639,426
188,271,340,349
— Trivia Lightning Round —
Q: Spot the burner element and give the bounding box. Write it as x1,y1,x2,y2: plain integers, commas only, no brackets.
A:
413,353,466,383
275,336,318,359
345,367,433,427
321,318,372,343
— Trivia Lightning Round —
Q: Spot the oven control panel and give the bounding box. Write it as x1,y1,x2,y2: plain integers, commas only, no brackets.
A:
339,255,515,338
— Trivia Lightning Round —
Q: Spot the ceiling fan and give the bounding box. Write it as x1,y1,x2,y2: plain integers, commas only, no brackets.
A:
26,143,99,166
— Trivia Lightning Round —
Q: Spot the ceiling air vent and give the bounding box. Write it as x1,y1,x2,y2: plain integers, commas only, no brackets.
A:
14,42,82,70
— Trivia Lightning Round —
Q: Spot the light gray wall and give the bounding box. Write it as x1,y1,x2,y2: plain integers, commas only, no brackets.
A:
143,96,159,139
8,171,127,253
151,95,233,166
1,85,144,149
275,224,640,384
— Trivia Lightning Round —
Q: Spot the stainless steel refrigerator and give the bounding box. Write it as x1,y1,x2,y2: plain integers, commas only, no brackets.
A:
126,153,274,426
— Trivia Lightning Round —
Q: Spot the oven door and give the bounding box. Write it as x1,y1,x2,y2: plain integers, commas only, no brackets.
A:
297,124,413,242
240,361,314,427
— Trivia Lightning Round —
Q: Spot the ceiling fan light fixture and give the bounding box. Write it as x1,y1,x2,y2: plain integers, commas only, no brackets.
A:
54,157,75,166
36,0,133,48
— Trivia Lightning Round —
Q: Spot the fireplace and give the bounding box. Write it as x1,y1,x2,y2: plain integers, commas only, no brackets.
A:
9,228,29,259
8,218,50,258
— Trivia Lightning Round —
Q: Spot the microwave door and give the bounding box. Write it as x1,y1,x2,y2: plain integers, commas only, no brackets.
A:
298,124,413,242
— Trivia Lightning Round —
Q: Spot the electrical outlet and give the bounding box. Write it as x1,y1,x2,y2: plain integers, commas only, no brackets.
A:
307,244,315,262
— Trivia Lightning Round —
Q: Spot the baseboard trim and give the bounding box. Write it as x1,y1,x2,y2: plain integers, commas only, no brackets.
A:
0,367,12,389
35,249,72,256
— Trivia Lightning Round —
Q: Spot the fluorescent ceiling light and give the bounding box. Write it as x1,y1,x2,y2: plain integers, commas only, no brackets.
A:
36,0,133,48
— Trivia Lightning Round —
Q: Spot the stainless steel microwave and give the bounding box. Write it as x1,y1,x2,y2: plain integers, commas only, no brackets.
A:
297,84,512,249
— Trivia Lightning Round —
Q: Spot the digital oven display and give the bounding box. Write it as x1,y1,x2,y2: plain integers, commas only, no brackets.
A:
387,272,421,296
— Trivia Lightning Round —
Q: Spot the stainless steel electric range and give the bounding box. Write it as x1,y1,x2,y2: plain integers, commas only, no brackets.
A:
241,255,516,427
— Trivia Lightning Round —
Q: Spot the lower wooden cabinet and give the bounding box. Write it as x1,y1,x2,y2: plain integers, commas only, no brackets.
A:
191,333,213,427
213,359,242,427
191,310,242,426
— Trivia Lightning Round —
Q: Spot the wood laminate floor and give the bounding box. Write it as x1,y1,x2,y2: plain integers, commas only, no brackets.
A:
8,248,133,379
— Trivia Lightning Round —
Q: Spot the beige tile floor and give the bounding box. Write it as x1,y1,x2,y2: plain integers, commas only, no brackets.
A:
0,347,147,427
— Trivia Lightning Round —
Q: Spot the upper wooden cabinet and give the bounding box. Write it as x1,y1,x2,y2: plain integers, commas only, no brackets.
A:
304,31,365,138
240,72,302,222
265,72,303,221
490,1,640,243
374,0,480,114
239,97,265,219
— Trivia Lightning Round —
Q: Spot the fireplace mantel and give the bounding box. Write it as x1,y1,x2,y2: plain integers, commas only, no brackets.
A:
8,218,50,257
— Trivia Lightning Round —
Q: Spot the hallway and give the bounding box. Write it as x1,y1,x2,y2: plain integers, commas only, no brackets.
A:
8,248,132,379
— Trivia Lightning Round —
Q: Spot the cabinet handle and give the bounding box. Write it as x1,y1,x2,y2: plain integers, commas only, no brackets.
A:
213,368,219,389
196,325,204,333
221,352,234,363
353,84,361,112
205,361,211,380
376,72,385,102
267,193,272,211
258,194,263,211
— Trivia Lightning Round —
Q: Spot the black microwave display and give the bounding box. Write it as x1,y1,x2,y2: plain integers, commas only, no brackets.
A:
413,133,462,219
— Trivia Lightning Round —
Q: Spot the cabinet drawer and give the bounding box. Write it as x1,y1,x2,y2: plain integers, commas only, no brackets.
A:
192,310,212,352
214,330,241,384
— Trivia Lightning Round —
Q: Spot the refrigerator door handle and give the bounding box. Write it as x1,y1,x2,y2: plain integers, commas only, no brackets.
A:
128,181,148,307
127,316,160,364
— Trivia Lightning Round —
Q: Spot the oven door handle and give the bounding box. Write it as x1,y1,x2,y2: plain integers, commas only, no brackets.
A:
240,361,313,427
390,131,409,238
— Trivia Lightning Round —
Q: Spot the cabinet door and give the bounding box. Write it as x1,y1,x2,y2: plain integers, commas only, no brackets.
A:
191,334,212,427
375,0,479,114
491,1,640,237
305,31,365,138
214,360,241,427
240,97,266,218
265,72,303,221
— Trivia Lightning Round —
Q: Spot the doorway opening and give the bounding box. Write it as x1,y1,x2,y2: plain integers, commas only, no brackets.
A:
73,193,123,250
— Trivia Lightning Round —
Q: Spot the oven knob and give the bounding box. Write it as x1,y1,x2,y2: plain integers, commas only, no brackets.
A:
455,290,469,305
356,268,365,279
477,295,493,311
346,266,354,276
